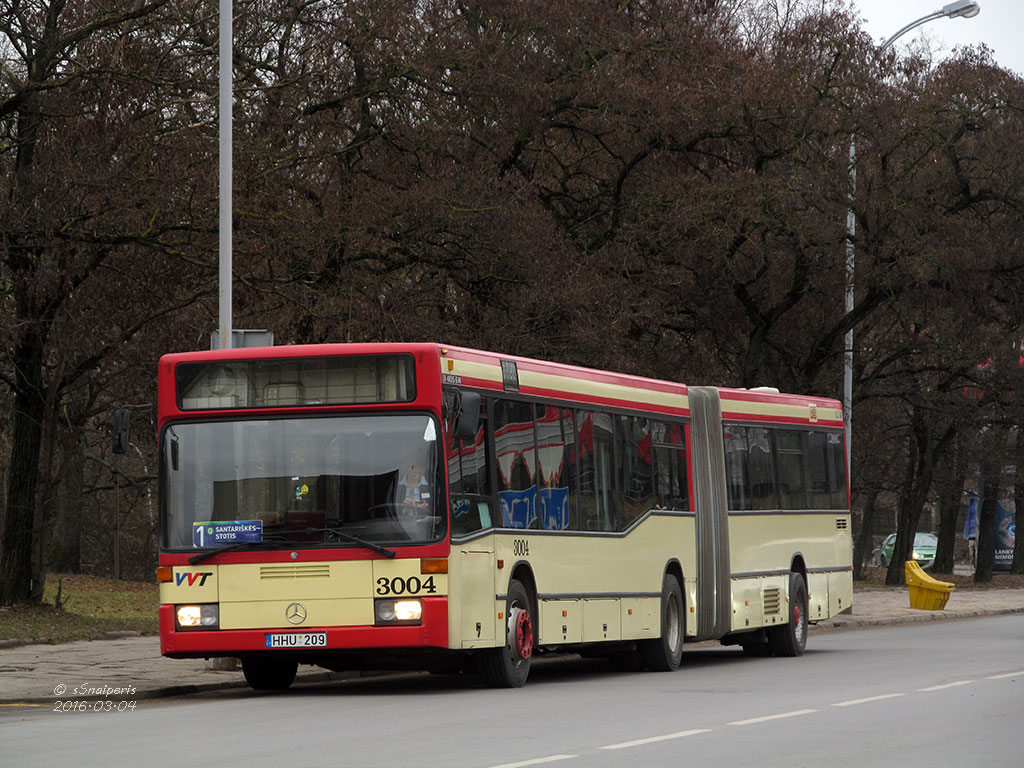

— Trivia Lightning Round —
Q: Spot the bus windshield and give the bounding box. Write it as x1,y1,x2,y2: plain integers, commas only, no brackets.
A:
161,414,443,551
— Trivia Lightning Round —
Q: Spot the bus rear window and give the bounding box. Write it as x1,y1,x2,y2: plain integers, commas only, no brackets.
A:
176,355,415,410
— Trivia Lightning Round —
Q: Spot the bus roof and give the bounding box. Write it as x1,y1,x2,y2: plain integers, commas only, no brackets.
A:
440,345,843,428
159,342,844,428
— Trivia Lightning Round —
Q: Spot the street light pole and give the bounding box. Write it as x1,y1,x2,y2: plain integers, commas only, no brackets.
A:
218,0,233,351
843,0,981,477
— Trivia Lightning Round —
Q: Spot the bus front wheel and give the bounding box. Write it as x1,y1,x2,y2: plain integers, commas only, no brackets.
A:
639,573,684,672
241,657,298,691
479,579,534,688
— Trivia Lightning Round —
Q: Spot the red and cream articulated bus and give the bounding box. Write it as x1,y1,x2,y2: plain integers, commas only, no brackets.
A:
157,343,852,689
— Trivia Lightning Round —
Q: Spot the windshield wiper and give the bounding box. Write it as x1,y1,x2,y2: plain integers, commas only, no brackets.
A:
304,527,396,559
187,536,287,565
187,527,397,563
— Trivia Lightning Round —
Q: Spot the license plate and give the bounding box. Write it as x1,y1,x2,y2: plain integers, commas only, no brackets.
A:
265,632,327,648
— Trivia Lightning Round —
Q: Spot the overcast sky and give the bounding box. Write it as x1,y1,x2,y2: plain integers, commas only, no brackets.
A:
849,0,1024,75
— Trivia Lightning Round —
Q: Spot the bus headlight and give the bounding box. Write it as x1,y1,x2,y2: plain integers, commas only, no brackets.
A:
176,604,219,630
374,599,422,625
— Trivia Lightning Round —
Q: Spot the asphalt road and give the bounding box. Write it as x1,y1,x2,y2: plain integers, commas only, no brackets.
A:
3,616,1022,768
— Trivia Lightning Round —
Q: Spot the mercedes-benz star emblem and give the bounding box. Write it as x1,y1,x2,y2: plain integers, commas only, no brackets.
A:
285,602,307,625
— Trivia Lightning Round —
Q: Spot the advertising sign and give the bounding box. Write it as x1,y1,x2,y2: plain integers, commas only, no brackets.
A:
994,503,1016,572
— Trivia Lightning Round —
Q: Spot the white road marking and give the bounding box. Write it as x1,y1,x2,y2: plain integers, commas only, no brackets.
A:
831,693,906,707
918,680,974,692
728,709,818,726
601,729,712,750
491,669,1017,767
987,670,1024,680
483,756,577,768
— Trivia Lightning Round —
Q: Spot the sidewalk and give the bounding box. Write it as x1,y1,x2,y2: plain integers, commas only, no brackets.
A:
3,587,1024,705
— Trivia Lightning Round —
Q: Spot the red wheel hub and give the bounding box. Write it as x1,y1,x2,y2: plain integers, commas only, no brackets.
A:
514,609,533,659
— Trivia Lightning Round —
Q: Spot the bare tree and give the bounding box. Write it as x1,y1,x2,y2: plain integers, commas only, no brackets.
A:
0,0,212,602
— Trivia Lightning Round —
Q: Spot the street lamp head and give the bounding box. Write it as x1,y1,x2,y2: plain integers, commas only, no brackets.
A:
882,1,981,50
941,1,981,19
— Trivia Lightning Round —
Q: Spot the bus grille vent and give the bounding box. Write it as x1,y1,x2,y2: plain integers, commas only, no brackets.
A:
763,588,782,615
836,518,848,530
260,564,331,580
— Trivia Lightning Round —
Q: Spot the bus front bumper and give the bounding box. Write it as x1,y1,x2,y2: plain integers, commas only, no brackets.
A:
159,597,449,657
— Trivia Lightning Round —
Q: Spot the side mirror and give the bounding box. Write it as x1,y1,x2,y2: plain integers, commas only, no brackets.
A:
112,408,131,454
450,390,481,441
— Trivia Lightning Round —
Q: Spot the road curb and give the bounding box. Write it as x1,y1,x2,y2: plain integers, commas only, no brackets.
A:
813,605,1024,631
0,631,145,649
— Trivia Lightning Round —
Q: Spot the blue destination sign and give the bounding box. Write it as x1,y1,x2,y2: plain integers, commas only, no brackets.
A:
193,520,263,548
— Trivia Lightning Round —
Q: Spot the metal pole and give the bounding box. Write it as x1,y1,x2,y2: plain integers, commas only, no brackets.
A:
843,0,980,478
114,476,120,580
218,0,233,350
844,137,855,478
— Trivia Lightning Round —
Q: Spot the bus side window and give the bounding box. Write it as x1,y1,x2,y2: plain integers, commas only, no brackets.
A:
747,427,777,510
575,409,613,531
615,415,652,529
449,397,492,536
537,405,573,531
827,432,849,509
723,426,750,511
652,421,689,511
774,429,806,510
804,430,831,509
494,399,537,529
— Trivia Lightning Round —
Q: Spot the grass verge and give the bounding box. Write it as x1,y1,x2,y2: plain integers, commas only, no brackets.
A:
0,573,158,644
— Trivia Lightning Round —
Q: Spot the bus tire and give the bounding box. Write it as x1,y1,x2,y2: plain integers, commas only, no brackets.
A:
639,573,684,672
479,579,534,688
241,657,298,691
767,572,808,657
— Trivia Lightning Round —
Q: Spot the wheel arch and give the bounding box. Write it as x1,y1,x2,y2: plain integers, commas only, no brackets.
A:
790,553,808,586
664,558,686,634
665,558,684,598
508,560,537,597
507,560,538,618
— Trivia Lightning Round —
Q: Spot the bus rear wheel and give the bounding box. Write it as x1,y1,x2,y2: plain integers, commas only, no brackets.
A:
479,579,534,688
639,573,684,672
767,572,808,657
241,657,298,691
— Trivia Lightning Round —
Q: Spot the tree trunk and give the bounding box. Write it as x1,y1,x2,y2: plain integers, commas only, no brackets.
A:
886,445,916,586
49,432,85,573
0,333,47,604
932,445,965,574
853,488,879,580
885,411,953,586
887,487,929,586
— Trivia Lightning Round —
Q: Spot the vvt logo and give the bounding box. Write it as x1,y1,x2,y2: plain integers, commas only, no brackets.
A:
175,571,213,587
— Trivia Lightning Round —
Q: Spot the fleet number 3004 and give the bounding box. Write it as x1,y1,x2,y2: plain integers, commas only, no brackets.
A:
375,576,438,596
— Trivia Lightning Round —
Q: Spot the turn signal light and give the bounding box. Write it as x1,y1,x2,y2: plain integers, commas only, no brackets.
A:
421,558,448,574
156,566,173,583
